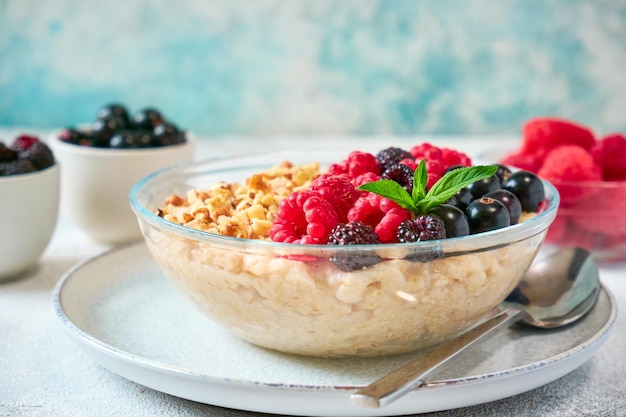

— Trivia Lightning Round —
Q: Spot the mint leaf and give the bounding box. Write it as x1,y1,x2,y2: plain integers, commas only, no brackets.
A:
416,165,498,213
412,160,428,202
357,179,417,211
357,163,498,215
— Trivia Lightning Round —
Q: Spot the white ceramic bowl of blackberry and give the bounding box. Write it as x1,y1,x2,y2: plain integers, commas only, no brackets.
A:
0,135,59,281
129,146,559,358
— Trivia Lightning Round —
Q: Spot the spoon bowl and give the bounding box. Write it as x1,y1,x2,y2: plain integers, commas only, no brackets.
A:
352,247,600,409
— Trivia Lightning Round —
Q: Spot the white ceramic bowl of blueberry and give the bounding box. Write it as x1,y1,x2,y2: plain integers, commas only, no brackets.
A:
49,104,196,245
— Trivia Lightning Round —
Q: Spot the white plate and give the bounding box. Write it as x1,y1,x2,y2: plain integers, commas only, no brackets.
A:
52,242,617,417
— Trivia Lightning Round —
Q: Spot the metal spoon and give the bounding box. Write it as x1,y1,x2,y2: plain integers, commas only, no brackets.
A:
351,247,601,409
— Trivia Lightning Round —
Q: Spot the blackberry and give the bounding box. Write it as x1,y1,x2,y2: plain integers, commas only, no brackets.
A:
327,222,381,272
381,163,414,194
0,159,37,176
327,222,380,245
0,142,17,162
19,141,55,169
376,147,414,172
396,215,446,243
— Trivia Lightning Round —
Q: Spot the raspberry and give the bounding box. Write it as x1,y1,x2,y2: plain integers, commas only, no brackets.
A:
10,134,40,151
327,222,382,272
397,215,446,243
270,190,339,244
537,145,602,203
500,151,542,173
19,140,55,169
352,171,380,191
381,163,414,193
0,142,17,162
327,222,380,245
591,133,626,180
0,159,37,176
425,160,443,190
328,151,380,180
409,142,439,160
520,117,596,158
441,148,472,168
376,147,414,172
347,193,411,243
309,174,360,223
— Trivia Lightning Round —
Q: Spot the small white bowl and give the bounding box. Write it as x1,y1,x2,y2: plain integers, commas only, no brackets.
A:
49,133,195,244
0,165,60,281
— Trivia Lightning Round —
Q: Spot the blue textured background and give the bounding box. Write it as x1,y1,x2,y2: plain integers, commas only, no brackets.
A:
1,0,625,137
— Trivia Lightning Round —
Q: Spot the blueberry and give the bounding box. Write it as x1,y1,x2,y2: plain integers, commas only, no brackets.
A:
503,171,545,212
429,204,470,238
466,197,511,234
484,189,522,224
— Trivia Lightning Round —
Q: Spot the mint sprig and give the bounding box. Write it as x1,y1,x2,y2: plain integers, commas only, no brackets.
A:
358,161,498,214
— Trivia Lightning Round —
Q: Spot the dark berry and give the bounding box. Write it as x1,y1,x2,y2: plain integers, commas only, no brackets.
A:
485,189,522,224
109,130,150,148
0,142,17,162
91,116,127,147
19,141,55,169
466,174,501,199
495,164,513,183
443,164,465,175
466,197,511,234
152,122,186,146
59,128,92,146
0,159,37,176
502,171,545,212
328,221,381,245
97,103,130,126
381,163,414,194
327,222,381,272
376,147,414,172
429,204,470,238
451,187,474,211
396,215,446,243
132,108,165,130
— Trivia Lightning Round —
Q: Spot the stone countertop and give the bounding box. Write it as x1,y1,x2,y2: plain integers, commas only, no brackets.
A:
1,131,625,417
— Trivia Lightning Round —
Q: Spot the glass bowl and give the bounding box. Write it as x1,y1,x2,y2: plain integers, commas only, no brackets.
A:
544,179,626,262
130,150,559,358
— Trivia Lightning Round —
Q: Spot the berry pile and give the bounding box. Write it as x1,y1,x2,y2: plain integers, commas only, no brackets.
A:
0,135,55,176
59,103,187,149
501,117,626,256
268,143,545,271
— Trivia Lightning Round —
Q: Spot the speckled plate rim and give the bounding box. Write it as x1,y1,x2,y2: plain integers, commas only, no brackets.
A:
51,241,618,417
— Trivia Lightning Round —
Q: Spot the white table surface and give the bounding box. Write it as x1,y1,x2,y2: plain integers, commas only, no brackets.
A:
2,131,625,417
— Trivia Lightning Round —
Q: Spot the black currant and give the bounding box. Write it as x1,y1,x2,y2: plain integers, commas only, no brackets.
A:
452,187,474,212
97,103,130,126
132,108,165,130
466,174,501,199
502,171,545,212
495,164,513,183
152,122,185,147
429,204,470,238
485,189,522,224
466,197,511,234
91,115,126,147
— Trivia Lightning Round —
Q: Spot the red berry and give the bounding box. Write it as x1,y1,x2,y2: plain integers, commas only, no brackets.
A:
500,151,542,173
591,133,626,180
309,174,360,223
11,134,40,151
347,193,411,243
520,117,595,158
270,190,338,244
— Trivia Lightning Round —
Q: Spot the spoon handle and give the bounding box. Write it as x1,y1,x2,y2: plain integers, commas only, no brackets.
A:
351,308,526,409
